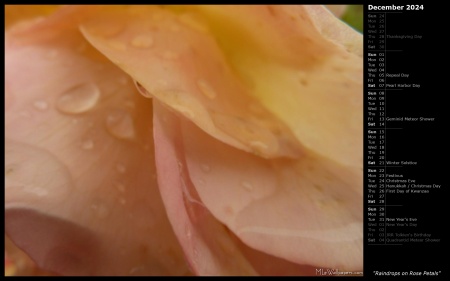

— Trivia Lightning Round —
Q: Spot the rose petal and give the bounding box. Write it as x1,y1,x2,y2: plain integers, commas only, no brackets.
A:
196,5,363,168
153,101,257,275
5,9,189,276
79,5,303,159
179,114,363,270
153,102,330,276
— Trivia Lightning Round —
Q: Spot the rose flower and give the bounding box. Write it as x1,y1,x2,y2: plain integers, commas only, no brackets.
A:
5,5,363,276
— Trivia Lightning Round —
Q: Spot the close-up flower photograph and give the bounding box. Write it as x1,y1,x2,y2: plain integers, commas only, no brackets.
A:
5,5,363,276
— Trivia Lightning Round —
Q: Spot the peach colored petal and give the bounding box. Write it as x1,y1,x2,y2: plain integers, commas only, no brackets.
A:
79,5,303,159
192,5,363,169
5,8,189,276
153,102,362,271
153,102,335,275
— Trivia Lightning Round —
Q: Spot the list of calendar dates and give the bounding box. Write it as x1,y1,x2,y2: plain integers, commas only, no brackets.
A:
364,3,445,276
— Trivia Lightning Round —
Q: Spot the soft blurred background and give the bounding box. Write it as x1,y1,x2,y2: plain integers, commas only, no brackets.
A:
342,5,363,32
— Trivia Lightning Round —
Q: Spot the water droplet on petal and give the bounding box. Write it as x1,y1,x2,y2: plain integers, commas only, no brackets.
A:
131,34,154,48
186,225,192,240
81,139,94,150
241,181,254,191
116,163,126,174
196,79,217,99
200,164,211,173
33,100,48,111
56,83,101,114
134,81,152,98
105,109,135,140
211,113,279,157
119,198,126,205
159,90,212,123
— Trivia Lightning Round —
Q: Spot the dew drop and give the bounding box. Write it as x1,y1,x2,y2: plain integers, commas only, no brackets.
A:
131,34,154,48
200,164,211,173
186,226,192,240
56,83,101,114
116,163,126,174
105,109,135,140
161,90,209,121
91,203,109,219
81,139,94,150
33,100,48,111
196,79,217,99
211,113,279,156
72,119,79,124
119,198,127,205
241,181,254,191
134,81,152,98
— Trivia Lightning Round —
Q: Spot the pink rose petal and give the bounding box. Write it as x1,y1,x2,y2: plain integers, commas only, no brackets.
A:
5,8,189,275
